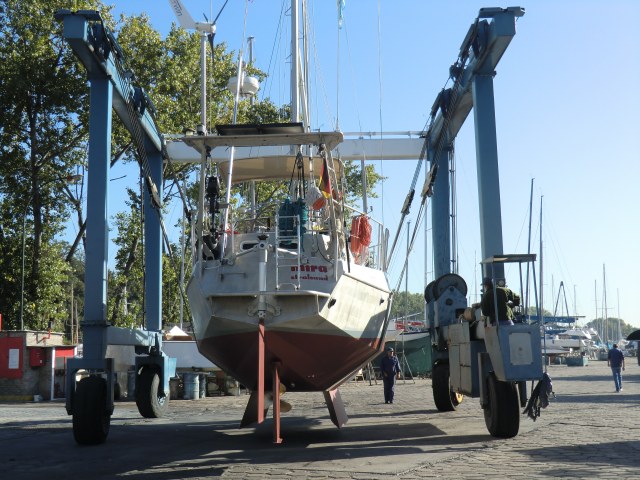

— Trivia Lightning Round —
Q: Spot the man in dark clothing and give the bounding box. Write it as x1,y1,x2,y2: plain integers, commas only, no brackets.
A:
481,277,520,325
607,343,626,392
380,347,401,404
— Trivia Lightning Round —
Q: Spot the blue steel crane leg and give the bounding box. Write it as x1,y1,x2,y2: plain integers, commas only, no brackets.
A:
144,144,163,332
431,147,452,279
65,76,114,414
58,10,176,417
472,73,505,281
135,143,175,395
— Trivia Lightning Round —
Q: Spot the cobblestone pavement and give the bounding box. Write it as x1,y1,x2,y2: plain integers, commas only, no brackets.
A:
1,359,639,479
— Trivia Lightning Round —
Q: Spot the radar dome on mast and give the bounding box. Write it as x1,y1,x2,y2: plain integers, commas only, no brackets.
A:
227,72,260,98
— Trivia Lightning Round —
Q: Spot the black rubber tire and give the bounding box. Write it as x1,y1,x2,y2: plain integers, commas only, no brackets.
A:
135,367,169,418
483,373,520,438
432,363,464,412
72,376,110,445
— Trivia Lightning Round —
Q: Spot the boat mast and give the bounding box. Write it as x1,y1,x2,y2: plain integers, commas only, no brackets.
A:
617,288,621,342
594,279,598,337
539,196,544,328
290,0,300,124
525,178,534,315
602,264,608,345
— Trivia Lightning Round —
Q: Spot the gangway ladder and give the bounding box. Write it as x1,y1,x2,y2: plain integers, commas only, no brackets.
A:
275,213,302,290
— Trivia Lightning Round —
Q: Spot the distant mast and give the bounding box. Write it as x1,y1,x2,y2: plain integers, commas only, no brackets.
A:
602,264,608,345
290,0,300,124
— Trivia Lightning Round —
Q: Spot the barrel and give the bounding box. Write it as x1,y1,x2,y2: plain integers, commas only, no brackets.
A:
183,372,200,400
198,374,207,398
169,377,181,400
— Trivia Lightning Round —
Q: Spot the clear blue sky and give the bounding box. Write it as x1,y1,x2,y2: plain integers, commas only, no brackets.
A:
93,0,639,328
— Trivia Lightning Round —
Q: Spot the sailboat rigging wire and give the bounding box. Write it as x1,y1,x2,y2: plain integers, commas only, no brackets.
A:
343,16,363,133
102,23,198,327
307,3,335,129
335,0,341,129
164,156,193,222
222,0,250,251
301,0,311,128
393,197,430,292
390,12,486,280
261,0,287,103
212,0,230,25
524,178,534,315
376,0,385,226
385,138,429,268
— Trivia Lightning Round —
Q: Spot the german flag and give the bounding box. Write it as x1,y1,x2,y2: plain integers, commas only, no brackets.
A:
318,156,332,198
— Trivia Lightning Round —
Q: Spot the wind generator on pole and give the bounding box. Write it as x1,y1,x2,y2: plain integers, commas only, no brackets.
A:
168,0,217,135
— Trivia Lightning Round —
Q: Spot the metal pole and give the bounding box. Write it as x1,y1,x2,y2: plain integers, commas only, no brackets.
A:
179,202,185,329
248,36,255,107
199,33,207,134
617,288,621,341
290,0,299,123
19,203,28,330
405,221,410,325
539,196,544,328
248,36,256,220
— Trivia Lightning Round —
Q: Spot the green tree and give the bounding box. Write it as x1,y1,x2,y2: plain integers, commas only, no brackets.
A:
0,0,108,330
585,317,636,342
103,13,286,328
390,291,425,321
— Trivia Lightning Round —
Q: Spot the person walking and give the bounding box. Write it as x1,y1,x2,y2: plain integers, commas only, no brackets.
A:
607,343,625,392
380,347,401,404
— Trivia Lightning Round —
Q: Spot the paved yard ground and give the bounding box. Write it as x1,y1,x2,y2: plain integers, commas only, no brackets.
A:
1,359,639,479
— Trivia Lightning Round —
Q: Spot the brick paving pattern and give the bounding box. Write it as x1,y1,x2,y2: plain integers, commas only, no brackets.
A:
1,359,638,479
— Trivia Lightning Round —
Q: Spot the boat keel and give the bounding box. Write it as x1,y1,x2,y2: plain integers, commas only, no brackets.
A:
323,388,348,428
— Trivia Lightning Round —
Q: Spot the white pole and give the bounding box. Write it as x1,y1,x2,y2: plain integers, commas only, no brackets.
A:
199,33,207,134
180,205,185,329
50,347,55,401
290,0,299,123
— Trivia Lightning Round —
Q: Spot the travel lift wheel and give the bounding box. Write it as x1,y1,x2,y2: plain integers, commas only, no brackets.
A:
432,363,464,412
135,366,170,418
72,375,110,445
483,373,520,438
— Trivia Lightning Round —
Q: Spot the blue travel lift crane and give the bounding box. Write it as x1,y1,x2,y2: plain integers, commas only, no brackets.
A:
55,10,176,444
413,6,543,438
54,6,542,444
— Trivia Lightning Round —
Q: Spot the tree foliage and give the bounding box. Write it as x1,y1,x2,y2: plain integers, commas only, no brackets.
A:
585,318,636,342
0,3,388,336
390,291,425,320
0,0,106,330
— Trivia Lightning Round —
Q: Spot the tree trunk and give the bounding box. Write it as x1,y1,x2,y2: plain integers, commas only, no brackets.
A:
109,236,139,325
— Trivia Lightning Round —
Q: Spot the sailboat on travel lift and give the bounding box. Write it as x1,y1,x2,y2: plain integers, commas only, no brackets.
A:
177,1,396,441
